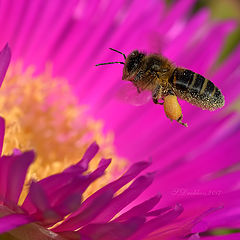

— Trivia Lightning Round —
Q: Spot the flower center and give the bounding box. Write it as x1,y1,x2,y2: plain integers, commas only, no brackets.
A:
0,62,127,202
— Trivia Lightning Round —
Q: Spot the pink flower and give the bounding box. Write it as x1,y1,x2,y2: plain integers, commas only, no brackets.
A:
0,0,240,239
0,139,239,239
0,138,238,240
0,138,179,239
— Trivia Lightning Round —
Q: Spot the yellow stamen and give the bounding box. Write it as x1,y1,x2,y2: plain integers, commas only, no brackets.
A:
0,62,127,203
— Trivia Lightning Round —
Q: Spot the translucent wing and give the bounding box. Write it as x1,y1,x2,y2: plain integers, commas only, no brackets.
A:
116,82,152,106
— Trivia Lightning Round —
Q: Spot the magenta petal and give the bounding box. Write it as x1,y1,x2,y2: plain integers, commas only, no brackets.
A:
191,221,208,233
23,144,100,212
129,204,184,240
115,194,161,222
22,175,63,214
145,206,172,217
48,158,111,210
42,156,107,200
54,193,82,218
0,43,11,88
0,214,32,234
165,9,210,59
0,155,15,200
64,142,99,173
79,217,145,240
87,158,112,181
188,233,200,240
93,172,155,223
29,181,51,212
103,161,152,193
30,172,77,204
5,151,34,204
23,158,110,214
213,44,240,85
29,181,60,225
160,0,196,33
73,161,151,217
0,117,4,156
202,201,240,229
54,190,114,232
71,158,112,194
47,175,87,208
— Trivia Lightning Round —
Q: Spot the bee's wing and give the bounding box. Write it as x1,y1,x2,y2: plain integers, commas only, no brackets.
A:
116,82,152,106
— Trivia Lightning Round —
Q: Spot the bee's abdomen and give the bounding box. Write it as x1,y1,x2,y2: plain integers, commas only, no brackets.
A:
169,68,225,110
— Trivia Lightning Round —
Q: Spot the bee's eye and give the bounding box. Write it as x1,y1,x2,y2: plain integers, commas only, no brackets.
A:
127,52,144,73
127,58,137,72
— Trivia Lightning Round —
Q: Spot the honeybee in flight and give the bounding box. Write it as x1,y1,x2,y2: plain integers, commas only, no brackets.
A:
96,48,225,127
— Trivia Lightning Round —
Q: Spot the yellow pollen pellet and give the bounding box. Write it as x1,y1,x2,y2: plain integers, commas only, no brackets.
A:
164,95,188,127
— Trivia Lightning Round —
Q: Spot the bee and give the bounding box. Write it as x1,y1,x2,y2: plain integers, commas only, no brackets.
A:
96,48,225,127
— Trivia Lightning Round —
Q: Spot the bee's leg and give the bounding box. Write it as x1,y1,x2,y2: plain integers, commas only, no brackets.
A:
133,84,141,93
177,115,188,127
152,85,164,105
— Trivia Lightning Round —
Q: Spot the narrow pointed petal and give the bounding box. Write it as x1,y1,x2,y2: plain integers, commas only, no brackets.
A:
87,158,112,181
188,234,200,240
0,155,15,200
213,44,240,84
191,221,208,233
48,158,111,210
54,190,114,232
0,117,4,156
23,144,101,212
64,142,99,173
0,214,32,234
70,161,151,217
5,151,34,204
160,0,196,33
129,204,184,240
54,193,82,218
79,217,146,240
29,181,51,212
93,172,155,222
115,194,161,221
0,43,11,87
145,206,172,217
165,9,210,58
28,181,60,225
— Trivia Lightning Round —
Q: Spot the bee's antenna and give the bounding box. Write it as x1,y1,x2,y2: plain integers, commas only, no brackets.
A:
109,48,126,60
96,61,125,66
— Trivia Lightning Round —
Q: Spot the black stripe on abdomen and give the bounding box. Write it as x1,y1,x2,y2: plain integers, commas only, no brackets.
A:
203,80,215,96
191,74,205,93
171,69,195,91
172,69,216,96
170,68,224,110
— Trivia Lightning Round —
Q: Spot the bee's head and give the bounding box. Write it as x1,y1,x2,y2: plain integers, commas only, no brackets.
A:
95,49,145,81
122,50,145,80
